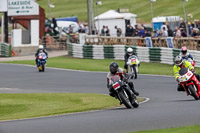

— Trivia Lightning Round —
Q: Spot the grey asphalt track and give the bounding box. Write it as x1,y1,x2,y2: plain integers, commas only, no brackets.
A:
0,63,200,133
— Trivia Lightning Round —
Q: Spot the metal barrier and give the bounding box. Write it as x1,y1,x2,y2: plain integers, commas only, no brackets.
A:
85,36,200,50
40,35,68,50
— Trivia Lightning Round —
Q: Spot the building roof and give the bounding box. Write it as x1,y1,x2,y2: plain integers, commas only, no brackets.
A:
94,10,124,20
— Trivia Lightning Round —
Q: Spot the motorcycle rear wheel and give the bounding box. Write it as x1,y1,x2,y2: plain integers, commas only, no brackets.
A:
188,85,199,100
118,90,133,109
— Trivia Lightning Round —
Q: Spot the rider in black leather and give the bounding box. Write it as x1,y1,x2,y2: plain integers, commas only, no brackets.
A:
107,62,139,97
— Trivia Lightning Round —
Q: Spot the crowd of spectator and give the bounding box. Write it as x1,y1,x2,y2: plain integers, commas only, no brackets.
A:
98,20,200,39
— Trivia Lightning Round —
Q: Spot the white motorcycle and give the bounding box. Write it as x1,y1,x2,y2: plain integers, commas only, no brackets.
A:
126,55,140,79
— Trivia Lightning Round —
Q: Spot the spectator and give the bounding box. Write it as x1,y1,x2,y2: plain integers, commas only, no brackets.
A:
84,24,89,34
134,30,139,37
180,28,187,37
141,24,146,30
101,26,106,36
191,28,199,37
78,24,85,33
125,25,132,37
115,26,122,37
51,17,58,35
135,25,139,32
161,22,168,31
179,20,186,30
152,30,159,38
162,27,168,37
105,26,110,36
145,30,151,37
69,25,73,34
167,25,173,37
138,26,145,37
129,25,134,36
188,21,194,36
175,27,181,38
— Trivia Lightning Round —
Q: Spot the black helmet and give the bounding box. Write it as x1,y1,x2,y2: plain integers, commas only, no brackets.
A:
109,62,118,75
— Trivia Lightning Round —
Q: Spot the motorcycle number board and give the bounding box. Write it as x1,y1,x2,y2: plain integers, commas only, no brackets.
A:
131,59,136,64
113,82,120,90
8,0,39,16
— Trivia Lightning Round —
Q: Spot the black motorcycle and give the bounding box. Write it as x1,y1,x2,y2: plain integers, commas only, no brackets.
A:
111,75,139,108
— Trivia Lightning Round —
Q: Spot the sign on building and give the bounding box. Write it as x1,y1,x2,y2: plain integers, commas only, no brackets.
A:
0,0,8,12
8,0,39,16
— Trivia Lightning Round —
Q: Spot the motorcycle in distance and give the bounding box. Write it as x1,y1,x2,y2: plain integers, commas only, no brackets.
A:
126,55,140,79
110,74,139,108
37,52,47,72
179,67,200,100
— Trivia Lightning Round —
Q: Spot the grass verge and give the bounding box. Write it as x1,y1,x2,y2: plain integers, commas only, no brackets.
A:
0,93,142,121
132,125,200,133
3,56,200,76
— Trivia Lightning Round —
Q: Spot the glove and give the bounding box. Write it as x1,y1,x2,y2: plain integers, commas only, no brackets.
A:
176,77,179,82
191,69,195,73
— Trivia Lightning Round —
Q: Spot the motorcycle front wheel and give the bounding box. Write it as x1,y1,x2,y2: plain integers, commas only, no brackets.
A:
118,90,133,109
188,85,199,100
131,66,137,79
42,64,45,72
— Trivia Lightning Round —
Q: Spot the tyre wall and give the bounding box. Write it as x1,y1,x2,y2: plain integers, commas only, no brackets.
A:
67,43,200,67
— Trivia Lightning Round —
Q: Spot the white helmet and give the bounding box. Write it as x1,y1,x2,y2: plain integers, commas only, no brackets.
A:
38,45,44,49
175,55,183,66
127,47,133,55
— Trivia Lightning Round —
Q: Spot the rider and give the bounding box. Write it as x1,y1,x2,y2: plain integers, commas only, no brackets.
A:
107,62,139,97
124,47,137,71
35,45,48,66
173,55,199,92
179,46,194,61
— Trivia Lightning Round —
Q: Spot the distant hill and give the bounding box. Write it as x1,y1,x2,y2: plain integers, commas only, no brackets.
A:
38,0,200,23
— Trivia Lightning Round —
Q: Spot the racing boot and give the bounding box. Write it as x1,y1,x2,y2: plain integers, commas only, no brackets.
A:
132,89,139,96
128,82,139,96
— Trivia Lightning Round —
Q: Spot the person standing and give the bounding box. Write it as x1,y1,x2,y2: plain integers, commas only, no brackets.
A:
115,26,122,37
105,26,110,36
51,17,58,35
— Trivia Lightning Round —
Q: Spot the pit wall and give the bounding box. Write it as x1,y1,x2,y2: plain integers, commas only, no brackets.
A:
67,43,200,67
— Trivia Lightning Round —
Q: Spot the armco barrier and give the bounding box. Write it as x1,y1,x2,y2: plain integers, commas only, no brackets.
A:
67,43,200,67
0,43,11,57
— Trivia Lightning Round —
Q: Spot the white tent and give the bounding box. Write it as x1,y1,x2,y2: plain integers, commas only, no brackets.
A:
120,12,137,27
94,10,137,37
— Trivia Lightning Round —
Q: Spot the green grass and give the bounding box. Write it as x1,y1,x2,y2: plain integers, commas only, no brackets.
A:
3,56,200,76
132,125,200,133
0,93,121,121
37,0,200,22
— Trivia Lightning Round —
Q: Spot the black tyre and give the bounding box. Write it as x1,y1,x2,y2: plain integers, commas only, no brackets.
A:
132,97,139,108
131,66,137,79
188,85,199,100
118,90,133,109
42,64,45,72
38,65,42,72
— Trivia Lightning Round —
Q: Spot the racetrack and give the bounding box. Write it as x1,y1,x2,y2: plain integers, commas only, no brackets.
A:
0,63,200,133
